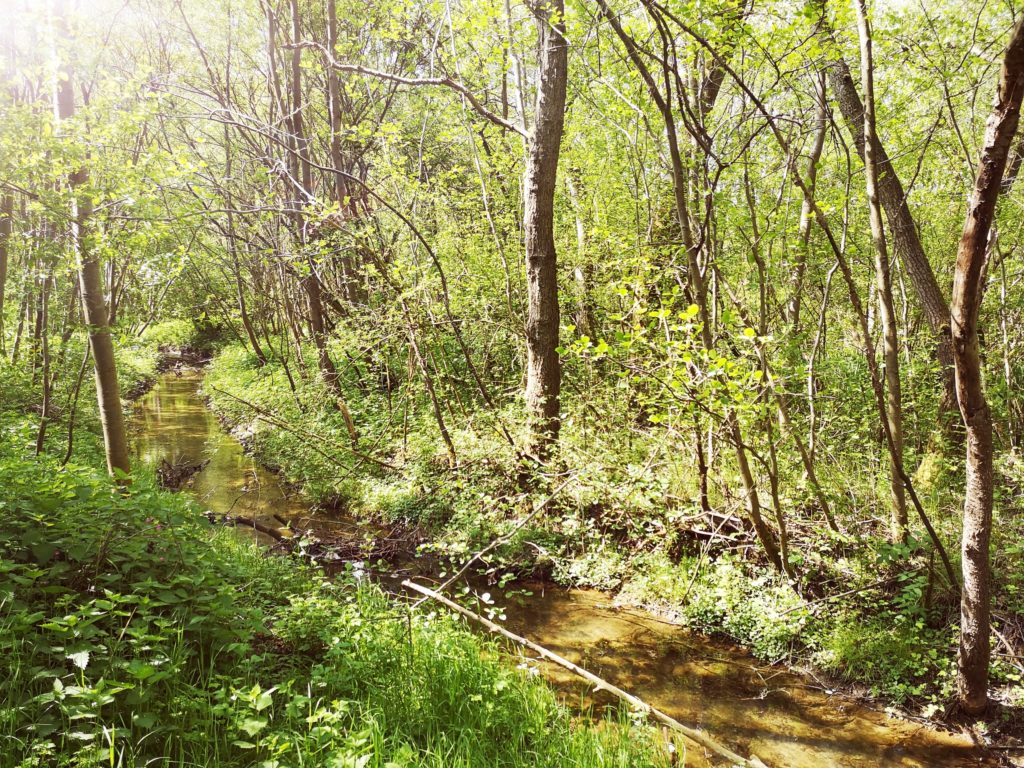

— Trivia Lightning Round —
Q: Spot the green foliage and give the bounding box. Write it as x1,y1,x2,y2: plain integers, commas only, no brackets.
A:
7,0,1024,729
813,615,954,702
139,319,201,350
204,344,982,707
621,553,809,662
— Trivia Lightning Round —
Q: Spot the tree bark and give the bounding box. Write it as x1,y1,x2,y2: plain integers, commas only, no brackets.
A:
523,0,568,457
0,193,11,355
788,74,827,329
565,171,596,339
285,0,355,440
729,414,785,574
951,17,1024,716
225,126,267,366
34,272,51,455
55,0,130,478
324,0,364,304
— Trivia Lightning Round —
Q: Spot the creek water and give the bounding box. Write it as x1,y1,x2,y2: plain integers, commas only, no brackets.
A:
131,371,1003,767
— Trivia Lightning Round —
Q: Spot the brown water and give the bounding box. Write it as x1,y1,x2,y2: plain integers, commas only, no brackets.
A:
132,372,1006,768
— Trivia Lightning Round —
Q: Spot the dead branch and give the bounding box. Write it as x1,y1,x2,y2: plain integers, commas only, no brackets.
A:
403,579,770,768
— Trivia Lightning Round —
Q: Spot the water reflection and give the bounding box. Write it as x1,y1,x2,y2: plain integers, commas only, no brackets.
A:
132,372,308,526
496,587,994,767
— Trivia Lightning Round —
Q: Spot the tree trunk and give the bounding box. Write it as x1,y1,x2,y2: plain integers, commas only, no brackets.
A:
325,0,364,305
55,0,130,478
854,0,906,540
402,300,456,467
523,0,567,458
34,272,51,455
286,0,355,441
788,74,827,329
224,123,266,366
728,414,785,573
0,193,11,355
951,17,1024,716
565,171,596,339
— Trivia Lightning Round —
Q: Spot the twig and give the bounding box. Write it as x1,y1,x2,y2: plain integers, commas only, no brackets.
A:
210,386,398,471
776,568,924,616
285,42,527,139
222,515,289,542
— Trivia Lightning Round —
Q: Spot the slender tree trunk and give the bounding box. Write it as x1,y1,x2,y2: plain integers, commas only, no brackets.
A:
523,0,567,457
0,193,11,355
34,272,51,455
728,414,784,573
11,275,28,363
788,74,827,328
62,344,90,466
324,0,363,304
951,17,1024,716
224,124,266,365
764,411,794,578
285,0,356,440
55,0,130,478
31,255,44,380
854,0,906,540
565,172,595,339
694,417,711,513
402,301,456,467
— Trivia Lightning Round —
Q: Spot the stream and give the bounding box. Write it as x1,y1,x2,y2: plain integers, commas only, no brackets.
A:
131,371,1003,767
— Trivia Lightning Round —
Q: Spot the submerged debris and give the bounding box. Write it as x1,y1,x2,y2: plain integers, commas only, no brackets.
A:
202,508,423,567
157,457,209,490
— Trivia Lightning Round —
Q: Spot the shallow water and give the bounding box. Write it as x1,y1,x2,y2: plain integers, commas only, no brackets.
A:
132,372,1002,767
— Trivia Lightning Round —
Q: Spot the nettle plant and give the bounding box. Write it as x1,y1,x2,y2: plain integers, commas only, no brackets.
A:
0,432,256,763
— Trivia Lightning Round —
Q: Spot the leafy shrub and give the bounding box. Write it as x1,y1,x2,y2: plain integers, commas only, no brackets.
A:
813,614,954,702
140,319,200,349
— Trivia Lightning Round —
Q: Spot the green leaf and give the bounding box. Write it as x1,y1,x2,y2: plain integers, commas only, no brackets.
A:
254,689,274,712
238,717,267,737
67,651,90,670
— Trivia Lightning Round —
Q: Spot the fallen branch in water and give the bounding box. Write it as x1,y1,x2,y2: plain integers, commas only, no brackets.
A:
156,457,209,490
402,579,769,768
219,514,291,542
411,474,578,609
